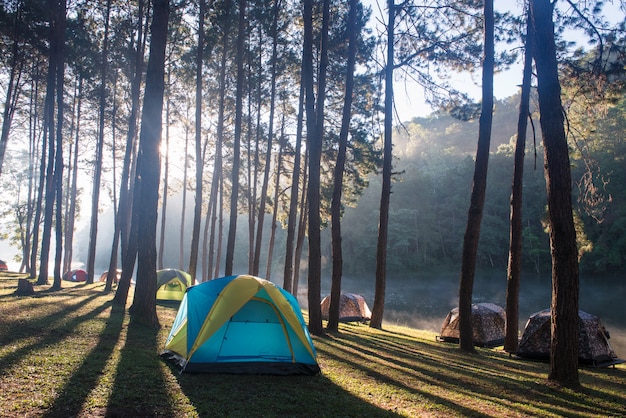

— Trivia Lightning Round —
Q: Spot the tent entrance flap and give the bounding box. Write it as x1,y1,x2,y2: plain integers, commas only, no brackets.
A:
216,299,293,362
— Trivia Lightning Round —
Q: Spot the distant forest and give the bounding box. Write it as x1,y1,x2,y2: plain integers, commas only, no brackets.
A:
128,92,626,280
43,91,626,280
337,94,626,278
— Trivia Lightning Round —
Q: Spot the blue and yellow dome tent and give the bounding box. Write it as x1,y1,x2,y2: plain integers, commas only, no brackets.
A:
156,269,192,301
161,275,320,375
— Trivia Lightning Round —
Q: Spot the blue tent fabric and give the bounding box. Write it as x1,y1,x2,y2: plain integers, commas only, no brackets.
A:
161,275,320,375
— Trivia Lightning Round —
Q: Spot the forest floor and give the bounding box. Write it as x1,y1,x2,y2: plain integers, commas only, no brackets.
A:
0,272,625,417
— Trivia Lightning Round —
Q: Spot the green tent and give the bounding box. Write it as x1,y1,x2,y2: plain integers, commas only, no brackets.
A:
161,275,320,375
156,269,192,301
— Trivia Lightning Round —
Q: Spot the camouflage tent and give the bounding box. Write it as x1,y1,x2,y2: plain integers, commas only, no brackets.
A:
517,309,623,367
320,293,372,323
437,302,506,347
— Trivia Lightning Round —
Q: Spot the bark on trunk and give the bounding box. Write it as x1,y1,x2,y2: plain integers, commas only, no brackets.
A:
504,10,533,353
266,117,285,280
530,0,580,388
225,0,247,276
113,0,146,305
158,79,171,271
252,9,279,276
282,82,305,293
328,0,358,332
370,0,395,330
86,0,111,284
37,0,63,286
457,0,494,351
128,0,170,328
51,0,66,290
188,0,207,281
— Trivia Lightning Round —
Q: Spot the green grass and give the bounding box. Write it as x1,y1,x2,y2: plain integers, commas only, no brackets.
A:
0,274,624,417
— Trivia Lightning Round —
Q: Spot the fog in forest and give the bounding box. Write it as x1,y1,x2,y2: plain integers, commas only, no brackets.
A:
1,186,622,360
325,272,626,358
65,191,626,359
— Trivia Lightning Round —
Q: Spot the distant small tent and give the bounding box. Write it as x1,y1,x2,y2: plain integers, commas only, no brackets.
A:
437,302,506,347
99,270,122,284
156,269,192,301
161,275,320,375
0,260,7,271
62,269,87,282
517,309,624,367
320,293,372,323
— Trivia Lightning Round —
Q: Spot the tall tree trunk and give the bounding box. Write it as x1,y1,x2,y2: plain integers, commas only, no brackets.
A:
205,188,217,278
206,0,229,279
328,0,358,332
252,6,280,277
266,114,285,280
530,0,580,388
63,76,81,275
129,0,170,328
249,22,263,273
86,0,112,284
303,0,329,336
112,0,147,304
370,0,395,329
30,64,45,279
111,70,119,231
188,2,205,280
505,11,533,353
293,151,308,296
225,0,248,276
188,0,207,281
214,175,224,277
51,0,66,290
282,82,305,293
37,0,62,286
457,0,494,351
158,73,171,271
179,124,189,270
104,71,120,291
207,176,221,279
23,67,41,274
0,0,24,178
201,188,212,280
246,55,257,274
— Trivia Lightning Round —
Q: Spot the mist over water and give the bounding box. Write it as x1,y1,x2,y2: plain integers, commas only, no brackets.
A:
310,272,626,359
5,190,622,359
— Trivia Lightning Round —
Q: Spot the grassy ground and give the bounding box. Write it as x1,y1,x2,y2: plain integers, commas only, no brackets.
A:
0,273,624,417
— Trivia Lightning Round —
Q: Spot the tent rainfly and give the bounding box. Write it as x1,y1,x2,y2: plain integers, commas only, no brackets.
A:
517,309,624,367
156,269,192,301
437,302,506,347
62,269,88,282
161,275,320,375
320,293,372,323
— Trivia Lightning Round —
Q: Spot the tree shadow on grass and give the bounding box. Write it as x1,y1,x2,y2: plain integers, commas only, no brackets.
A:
43,302,124,418
0,292,110,371
318,326,626,417
175,371,403,417
106,317,176,417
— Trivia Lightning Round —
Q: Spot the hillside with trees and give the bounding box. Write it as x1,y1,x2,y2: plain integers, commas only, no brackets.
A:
340,94,626,278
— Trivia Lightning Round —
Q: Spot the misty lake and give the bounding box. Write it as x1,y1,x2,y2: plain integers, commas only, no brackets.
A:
309,272,626,359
